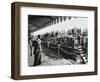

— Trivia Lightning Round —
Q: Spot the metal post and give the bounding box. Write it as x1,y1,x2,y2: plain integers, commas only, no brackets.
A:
48,42,50,48
58,44,60,59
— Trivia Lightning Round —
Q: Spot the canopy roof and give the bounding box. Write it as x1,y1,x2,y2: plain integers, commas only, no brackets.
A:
28,15,59,32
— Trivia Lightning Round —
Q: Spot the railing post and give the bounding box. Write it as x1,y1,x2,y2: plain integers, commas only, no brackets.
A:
76,55,81,64
48,42,50,48
58,44,60,59
76,48,82,64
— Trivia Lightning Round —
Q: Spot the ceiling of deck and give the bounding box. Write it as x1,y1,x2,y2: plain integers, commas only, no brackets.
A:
28,15,58,32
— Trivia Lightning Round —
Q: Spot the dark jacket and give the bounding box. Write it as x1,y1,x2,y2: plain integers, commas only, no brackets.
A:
32,40,38,49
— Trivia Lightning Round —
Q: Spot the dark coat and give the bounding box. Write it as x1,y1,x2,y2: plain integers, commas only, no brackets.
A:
32,40,38,49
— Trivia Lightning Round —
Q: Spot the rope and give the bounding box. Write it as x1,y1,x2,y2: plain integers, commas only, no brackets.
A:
42,41,58,48
42,41,55,45
61,45,73,49
42,41,87,63
49,45,58,49
42,41,86,56
59,47,77,56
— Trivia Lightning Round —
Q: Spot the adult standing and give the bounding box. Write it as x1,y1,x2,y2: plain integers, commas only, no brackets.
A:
32,35,42,66
28,32,32,56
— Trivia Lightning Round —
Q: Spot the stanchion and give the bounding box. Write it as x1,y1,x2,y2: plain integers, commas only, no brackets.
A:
47,42,50,48
58,44,60,59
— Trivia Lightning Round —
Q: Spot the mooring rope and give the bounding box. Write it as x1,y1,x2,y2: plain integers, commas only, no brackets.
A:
59,47,77,56
49,45,58,49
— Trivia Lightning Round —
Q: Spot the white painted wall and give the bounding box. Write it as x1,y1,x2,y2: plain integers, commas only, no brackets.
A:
0,0,100,82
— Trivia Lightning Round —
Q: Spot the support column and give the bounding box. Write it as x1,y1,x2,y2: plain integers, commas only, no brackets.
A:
57,17,59,24
64,16,67,21
60,17,63,22
54,19,56,24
